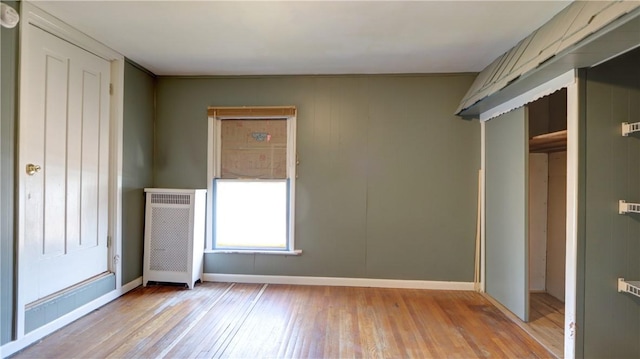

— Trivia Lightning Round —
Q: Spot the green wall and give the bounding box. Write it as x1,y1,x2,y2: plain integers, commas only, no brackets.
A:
122,60,155,284
24,273,115,333
0,0,19,345
582,47,640,358
155,75,480,281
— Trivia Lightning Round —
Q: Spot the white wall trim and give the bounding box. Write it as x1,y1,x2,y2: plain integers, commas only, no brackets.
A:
480,70,576,122
205,116,215,250
206,109,298,252
203,274,474,291
109,47,125,293
0,277,141,358
564,79,579,359
121,276,143,293
206,249,302,255
479,122,486,293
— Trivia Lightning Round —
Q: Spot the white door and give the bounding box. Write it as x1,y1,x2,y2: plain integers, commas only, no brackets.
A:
20,25,111,304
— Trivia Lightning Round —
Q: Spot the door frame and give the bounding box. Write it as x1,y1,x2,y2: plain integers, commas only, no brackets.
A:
479,69,578,358
15,1,124,340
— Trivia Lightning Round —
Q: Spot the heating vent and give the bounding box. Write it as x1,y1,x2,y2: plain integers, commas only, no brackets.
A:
151,193,191,205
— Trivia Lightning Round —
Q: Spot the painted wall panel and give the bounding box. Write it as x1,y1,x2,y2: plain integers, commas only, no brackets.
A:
529,153,548,292
558,2,636,54
0,0,19,345
155,75,479,281
583,47,640,359
24,274,115,334
122,60,155,284
546,151,566,301
528,88,567,138
460,55,503,106
528,96,551,137
485,107,529,321
548,89,567,133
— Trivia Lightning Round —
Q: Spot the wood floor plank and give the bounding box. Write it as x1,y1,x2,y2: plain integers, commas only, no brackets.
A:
528,293,565,357
166,283,264,358
13,283,554,359
404,292,450,358
484,292,564,358
92,283,232,358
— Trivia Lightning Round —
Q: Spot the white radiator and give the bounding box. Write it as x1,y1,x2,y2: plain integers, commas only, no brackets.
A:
143,188,206,289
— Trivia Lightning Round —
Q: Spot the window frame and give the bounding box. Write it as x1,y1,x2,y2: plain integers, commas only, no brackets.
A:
206,106,300,255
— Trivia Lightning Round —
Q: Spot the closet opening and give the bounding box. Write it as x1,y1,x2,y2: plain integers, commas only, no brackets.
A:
527,88,567,357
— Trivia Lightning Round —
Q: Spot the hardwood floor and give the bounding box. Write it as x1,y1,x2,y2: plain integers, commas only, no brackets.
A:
483,292,564,359
13,283,553,358
528,293,565,358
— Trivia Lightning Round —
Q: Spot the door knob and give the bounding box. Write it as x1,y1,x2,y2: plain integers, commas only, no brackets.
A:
26,163,41,176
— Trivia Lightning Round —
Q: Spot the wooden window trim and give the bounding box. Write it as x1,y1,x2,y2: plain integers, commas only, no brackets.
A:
208,106,296,118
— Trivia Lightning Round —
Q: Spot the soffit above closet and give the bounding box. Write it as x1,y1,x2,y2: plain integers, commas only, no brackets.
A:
457,1,640,119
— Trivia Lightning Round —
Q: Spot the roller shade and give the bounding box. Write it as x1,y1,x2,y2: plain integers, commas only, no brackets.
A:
220,119,288,179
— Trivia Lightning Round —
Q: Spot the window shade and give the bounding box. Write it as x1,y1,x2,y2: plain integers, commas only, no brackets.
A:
220,119,287,179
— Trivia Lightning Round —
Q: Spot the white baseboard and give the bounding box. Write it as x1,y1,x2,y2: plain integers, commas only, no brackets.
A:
121,276,143,293
203,273,474,291
0,277,142,358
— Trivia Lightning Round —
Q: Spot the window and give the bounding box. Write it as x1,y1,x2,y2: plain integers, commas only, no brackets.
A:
207,107,299,254
215,181,287,249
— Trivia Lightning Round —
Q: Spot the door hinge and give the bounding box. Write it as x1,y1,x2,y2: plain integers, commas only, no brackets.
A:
107,236,112,248
109,83,113,95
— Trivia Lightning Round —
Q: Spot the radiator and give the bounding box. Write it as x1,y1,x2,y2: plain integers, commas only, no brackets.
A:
143,189,206,289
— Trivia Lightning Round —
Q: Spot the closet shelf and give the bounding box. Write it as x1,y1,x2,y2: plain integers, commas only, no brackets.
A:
622,122,640,136
529,130,567,153
618,278,640,298
618,200,640,214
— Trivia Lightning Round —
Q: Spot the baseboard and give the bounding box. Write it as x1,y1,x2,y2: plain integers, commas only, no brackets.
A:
121,276,143,293
203,273,474,291
0,277,142,358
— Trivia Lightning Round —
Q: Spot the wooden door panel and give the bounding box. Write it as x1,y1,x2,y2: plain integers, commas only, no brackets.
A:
21,25,110,303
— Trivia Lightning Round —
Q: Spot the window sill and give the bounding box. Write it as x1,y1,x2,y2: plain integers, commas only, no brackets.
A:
206,249,302,256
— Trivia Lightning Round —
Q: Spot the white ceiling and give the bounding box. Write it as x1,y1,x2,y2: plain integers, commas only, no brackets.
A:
32,1,572,76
